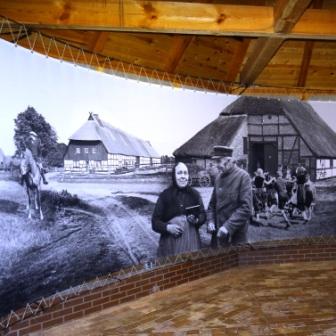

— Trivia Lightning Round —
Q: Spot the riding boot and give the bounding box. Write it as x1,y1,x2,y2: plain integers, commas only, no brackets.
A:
41,172,48,185
21,174,28,186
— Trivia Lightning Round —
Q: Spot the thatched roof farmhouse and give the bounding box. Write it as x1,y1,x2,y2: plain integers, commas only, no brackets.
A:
174,96,336,180
64,113,160,172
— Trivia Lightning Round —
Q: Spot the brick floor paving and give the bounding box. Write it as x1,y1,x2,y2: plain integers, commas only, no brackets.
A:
43,261,336,335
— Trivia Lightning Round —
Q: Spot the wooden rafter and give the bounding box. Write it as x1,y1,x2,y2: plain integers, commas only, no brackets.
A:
274,0,313,33
297,40,314,87
240,0,313,86
89,31,109,53
296,0,324,88
226,39,250,82
240,37,284,85
165,36,194,73
0,1,335,40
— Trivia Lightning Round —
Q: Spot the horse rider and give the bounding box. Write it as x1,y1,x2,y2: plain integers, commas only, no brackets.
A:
21,131,48,185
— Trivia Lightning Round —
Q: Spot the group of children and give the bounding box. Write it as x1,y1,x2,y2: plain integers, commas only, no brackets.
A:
252,165,316,227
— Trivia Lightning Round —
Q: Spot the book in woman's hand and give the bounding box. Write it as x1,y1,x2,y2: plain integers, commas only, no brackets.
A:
185,204,200,216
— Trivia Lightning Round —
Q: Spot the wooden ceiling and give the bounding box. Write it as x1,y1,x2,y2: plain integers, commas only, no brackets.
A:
0,0,335,99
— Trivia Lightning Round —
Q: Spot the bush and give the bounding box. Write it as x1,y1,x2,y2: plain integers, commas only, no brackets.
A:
42,189,80,208
41,190,103,216
116,195,153,210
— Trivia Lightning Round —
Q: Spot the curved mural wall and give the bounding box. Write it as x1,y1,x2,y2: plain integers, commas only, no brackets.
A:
1,39,336,319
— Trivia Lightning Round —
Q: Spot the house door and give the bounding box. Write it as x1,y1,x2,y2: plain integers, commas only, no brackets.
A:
264,143,278,174
249,142,278,175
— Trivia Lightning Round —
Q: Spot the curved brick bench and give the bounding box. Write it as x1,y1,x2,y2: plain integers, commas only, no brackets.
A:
2,236,336,336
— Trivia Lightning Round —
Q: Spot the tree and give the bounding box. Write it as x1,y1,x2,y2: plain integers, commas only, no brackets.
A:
14,106,58,165
46,143,67,167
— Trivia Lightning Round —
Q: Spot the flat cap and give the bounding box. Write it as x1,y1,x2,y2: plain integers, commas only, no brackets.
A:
211,145,233,158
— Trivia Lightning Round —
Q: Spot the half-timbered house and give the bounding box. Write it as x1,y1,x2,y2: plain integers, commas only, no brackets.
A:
174,96,336,180
64,113,160,172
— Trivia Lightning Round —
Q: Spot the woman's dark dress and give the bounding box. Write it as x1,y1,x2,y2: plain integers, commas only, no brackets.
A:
253,176,266,212
296,172,313,211
152,185,206,257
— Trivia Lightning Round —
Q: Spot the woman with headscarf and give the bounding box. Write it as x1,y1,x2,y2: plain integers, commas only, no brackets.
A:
152,162,206,257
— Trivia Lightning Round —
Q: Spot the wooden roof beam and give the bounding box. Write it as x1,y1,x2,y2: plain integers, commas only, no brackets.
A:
165,36,194,73
274,0,313,33
240,0,313,86
297,40,314,87
296,0,323,87
226,39,250,82
297,0,325,87
89,31,110,53
240,37,284,85
0,1,335,40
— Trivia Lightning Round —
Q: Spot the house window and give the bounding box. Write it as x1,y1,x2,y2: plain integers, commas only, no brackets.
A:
76,148,80,154
92,148,97,154
84,148,89,154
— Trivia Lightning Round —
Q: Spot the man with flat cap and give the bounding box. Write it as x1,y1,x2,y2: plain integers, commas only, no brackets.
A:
207,145,252,247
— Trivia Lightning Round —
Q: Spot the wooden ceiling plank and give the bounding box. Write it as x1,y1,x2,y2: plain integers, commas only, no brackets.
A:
284,9,336,39
0,1,335,39
165,36,194,73
1,31,334,98
226,39,250,82
89,31,109,53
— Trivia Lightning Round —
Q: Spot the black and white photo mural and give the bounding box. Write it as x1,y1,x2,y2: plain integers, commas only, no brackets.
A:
1,38,336,318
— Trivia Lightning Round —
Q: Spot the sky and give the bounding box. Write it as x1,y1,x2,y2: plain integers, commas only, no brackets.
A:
0,38,335,157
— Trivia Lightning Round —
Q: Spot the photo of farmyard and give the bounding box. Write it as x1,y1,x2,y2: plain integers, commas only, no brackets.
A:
1,37,336,318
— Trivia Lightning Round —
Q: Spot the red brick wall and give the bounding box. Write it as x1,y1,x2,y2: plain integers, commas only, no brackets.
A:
3,238,336,336
239,241,336,265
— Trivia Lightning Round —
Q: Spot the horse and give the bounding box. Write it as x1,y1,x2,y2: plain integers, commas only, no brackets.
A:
20,149,44,220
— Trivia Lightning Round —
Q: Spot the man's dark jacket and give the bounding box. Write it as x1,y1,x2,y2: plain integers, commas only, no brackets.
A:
208,165,252,246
